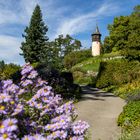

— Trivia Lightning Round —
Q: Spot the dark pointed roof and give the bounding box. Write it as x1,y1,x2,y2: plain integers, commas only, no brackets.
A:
95,25,100,34
92,24,101,35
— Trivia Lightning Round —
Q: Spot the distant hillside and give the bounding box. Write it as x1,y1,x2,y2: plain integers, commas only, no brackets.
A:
70,51,122,85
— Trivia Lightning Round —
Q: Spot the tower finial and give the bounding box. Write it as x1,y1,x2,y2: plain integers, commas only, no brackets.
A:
95,23,100,34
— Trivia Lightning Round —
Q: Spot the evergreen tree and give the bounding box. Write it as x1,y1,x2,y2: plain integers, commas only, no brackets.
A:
20,4,48,63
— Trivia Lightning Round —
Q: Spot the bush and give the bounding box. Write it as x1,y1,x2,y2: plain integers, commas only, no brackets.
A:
35,63,81,99
64,49,92,69
0,63,89,139
120,126,140,140
0,63,20,80
71,57,100,85
116,79,140,99
118,101,140,132
96,60,140,88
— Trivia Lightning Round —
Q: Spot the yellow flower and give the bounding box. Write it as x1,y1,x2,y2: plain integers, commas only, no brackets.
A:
10,101,15,105
0,124,4,129
3,133,8,138
0,105,5,110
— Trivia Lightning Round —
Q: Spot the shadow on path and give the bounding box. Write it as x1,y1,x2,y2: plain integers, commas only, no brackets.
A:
76,85,126,140
80,85,117,101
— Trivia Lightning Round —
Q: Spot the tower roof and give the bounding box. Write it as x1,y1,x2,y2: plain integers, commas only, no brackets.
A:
92,24,101,35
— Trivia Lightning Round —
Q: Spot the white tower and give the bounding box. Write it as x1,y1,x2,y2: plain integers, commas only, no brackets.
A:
91,25,101,56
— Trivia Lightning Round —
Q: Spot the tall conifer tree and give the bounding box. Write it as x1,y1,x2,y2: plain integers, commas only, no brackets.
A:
20,4,48,63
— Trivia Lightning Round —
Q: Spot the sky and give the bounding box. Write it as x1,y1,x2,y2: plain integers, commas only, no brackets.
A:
0,0,139,65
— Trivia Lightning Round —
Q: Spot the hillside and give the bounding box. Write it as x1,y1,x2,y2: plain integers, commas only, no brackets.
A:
71,51,121,85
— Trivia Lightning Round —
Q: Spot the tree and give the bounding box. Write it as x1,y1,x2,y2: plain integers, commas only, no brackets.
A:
102,36,112,53
20,4,48,63
53,34,81,57
103,5,140,61
125,5,140,60
41,34,82,70
105,16,130,52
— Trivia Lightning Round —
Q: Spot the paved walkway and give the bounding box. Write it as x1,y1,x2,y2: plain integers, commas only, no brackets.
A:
75,86,126,140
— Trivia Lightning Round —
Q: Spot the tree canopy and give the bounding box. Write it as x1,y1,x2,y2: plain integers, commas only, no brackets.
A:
20,4,48,63
41,34,82,69
103,5,140,61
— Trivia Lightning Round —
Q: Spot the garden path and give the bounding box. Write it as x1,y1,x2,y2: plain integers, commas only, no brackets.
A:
75,86,126,140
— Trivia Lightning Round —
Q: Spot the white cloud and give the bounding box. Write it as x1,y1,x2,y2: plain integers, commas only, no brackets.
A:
0,0,122,64
54,2,120,37
0,35,24,65
0,0,40,25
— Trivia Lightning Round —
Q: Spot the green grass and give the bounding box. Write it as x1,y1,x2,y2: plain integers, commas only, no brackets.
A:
71,57,100,85
71,57,100,73
70,51,123,85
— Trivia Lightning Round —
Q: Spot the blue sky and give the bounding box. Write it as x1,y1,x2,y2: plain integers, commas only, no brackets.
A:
0,0,139,65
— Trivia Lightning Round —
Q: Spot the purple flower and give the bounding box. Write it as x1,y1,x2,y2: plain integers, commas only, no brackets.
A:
21,63,33,75
47,130,67,139
3,118,18,132
28,70,38,79
6,84,19,93
2,80,13,89
32,134,46,140
22,134,46,140
18,89,25,95
0,63,89,139
70,136,84,140
36,78,48,87
36,86,52,97
56,101,75,115
21,80,33,87
12,104,23,116
0,105,6,114
0,121,6,133
72,120,89,135
0,132,12,140
21,135,33,140
0,93,11,103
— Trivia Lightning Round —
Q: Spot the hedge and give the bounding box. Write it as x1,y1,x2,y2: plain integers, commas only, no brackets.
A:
96,60,140,88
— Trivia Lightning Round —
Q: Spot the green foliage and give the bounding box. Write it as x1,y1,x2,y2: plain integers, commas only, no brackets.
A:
71,57,100,72
104,5,140,61
71,57,100,85
0,61,20,80
64,49,92,69
96,60,140,88
115,79,140,99
20,4,48,63
120,126,140,140
72,71,94,85
40,35,82,70
101,51,121,58
53,34,81,56
34,63,81,99
118,101,140,132
102,36,113,53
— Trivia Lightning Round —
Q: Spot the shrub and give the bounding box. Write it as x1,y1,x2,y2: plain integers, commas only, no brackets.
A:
0,63,89,139
118,101,140,132
116,79,140,99
96,60,140,88
120,126,140,140
0,63,20,80
35,63,81,99
64,49,92,69
71,57,100,85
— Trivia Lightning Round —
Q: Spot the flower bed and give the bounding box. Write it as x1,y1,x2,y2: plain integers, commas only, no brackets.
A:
0,63,89,140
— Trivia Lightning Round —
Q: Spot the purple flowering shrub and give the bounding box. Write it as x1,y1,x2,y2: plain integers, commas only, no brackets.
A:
0,63,89,140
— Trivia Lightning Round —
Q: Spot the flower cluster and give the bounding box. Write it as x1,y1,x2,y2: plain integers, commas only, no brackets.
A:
0,63,89,139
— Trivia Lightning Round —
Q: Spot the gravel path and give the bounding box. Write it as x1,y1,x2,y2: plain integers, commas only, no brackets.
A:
75,86,126,140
